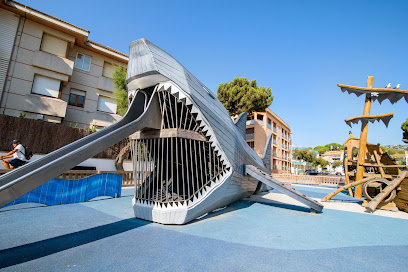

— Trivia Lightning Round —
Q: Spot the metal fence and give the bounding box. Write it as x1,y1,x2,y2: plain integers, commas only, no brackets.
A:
272,174,344,186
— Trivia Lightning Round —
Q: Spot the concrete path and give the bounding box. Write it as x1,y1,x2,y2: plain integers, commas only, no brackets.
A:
1,185,408,271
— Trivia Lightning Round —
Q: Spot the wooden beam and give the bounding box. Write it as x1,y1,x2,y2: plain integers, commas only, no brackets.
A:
321,176,376,202
373,150,386,178
358,163,407,168
344,112,394,122
365,171,408,212
338,84,408,94
355,76,374,198
130,128,208,142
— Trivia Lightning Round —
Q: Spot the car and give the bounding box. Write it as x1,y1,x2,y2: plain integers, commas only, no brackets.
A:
305,169,318,175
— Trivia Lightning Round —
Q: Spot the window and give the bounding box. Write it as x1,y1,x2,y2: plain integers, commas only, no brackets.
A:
247,141,254,149
32,75,61,98
268,119,271,125
97,96,117,114
69,89,86,107
257,115,263,120
246,128,254,134
247,115,253,120
40,33,68,57
75,53,91,71
102,62,114,78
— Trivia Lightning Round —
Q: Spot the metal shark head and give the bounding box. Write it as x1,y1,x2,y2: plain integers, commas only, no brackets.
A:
126,38,265,224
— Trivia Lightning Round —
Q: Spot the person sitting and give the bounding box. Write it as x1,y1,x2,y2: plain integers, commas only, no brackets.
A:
0,139,27,169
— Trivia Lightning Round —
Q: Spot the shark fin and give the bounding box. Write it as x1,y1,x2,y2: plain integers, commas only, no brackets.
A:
234,112,247,138
262,133,273,175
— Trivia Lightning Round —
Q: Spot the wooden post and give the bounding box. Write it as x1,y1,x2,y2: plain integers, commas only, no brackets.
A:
355,76,374,198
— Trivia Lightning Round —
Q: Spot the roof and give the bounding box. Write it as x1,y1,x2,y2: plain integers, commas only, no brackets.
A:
3,0,89,33
2,0,128,61
87,40,128,58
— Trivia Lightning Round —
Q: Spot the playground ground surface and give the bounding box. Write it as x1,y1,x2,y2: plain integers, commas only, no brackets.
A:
1,184,408,271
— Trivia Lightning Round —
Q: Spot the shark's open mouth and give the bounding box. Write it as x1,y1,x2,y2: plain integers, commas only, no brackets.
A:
130,83,230,207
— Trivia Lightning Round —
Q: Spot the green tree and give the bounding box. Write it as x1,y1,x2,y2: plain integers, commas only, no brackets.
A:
217,77,273,116
324,143,343,151
313,146,328,155
313,157,329,169
293,149,316,163
380,146,397,155
331,160,343,169
313,143,343,155
112,65,128,116
402,118,408,140
112,65,129,170
352,147,359,158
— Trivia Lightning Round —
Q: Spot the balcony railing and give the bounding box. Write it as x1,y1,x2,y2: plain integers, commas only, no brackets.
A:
267,123,272,129
273,127,277,133
256,120,264,125
273,152,277,157
246,134,254,140
246,120,254,125
273,139,277,145
273,165,277,170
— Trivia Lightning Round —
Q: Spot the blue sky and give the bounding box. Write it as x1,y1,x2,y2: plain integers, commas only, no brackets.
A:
20,0,408,147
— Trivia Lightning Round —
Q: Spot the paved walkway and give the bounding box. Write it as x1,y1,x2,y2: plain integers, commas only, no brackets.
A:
1,185,408,271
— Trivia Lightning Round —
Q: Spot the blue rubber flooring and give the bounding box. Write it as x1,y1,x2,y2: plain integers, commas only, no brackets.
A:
1,186,408,271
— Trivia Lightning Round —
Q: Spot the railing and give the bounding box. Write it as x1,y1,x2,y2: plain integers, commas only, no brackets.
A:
267,123,272,129
273,127,277,133
273,139,277,145
256,120,264,125
272,174,344,186
273,152,277,157
246,120,254,125
246,134,254,139
0,169,135,187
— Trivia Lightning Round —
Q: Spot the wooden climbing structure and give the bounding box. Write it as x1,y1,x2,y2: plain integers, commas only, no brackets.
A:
322,76,408,212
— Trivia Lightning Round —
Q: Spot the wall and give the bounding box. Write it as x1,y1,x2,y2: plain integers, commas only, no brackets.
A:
0,114,128,159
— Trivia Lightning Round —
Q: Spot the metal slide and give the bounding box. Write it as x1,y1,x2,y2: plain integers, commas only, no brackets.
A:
246,165,324,212
0,91,161,207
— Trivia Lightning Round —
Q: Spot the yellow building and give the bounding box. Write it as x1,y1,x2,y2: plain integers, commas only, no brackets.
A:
237,108,292,174
0,0,128,129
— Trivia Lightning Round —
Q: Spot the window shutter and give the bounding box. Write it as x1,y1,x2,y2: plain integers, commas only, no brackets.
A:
102,62,114,78
40,34,68,57
70,89,86,96
97,96,117,114
32,75,61,98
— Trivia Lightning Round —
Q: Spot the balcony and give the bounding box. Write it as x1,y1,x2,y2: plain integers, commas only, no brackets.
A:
93,111,121,127
97,76,114,92
246,134,254,140
23,94,67,118
246,120,254,125
256,120,264,126
32,50,74,76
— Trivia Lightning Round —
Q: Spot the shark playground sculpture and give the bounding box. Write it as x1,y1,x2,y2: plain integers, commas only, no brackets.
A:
0,38,322,224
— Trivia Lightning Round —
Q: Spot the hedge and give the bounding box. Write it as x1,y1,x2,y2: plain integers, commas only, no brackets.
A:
0,115,128,159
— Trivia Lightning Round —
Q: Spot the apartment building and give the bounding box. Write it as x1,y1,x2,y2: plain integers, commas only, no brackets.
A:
0,1,128,129
241,108,292,174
